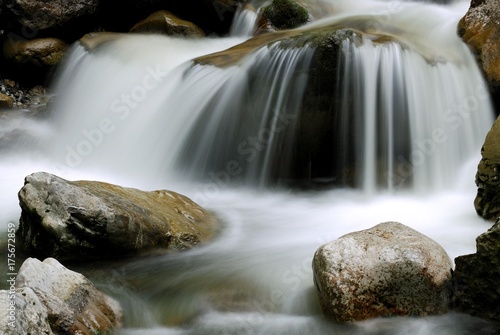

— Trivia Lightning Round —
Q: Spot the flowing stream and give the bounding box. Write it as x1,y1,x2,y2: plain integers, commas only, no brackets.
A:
0,0,499,334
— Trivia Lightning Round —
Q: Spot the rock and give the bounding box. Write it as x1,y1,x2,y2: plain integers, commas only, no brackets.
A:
17,172,219,260
3,0,98,31
0,92,14,108
261,0,309,30
475,115,500,220
454,220,500,322
98,0,242,35
0,287,54,335
3,37,68,66
458,0,500,112
16,257,122,334
130,10,205,38
312,221,453,323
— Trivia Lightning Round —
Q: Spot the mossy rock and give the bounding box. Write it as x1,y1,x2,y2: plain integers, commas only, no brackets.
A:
262,0,309,30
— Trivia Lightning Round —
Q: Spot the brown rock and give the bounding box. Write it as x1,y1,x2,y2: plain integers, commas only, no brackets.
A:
130,10,205,38
0,92,14,108
3,37,68,66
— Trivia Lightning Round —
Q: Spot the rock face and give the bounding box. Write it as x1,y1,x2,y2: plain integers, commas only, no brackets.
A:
0,257,122,334
17,172,219,260
130,10,205,38
3,37,68,66
459,0,500,112
454,220,500,322
312,222,453,323
475,115,500,221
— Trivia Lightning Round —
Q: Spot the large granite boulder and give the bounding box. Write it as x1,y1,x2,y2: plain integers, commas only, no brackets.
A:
0,257,122,334
454,220,500,322
475,115,500,221
459,0,500,112
17,172,219,260
312,222,453,323
130,10,205,38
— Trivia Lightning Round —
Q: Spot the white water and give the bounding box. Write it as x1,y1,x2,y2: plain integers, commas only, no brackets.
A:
0,0,498,334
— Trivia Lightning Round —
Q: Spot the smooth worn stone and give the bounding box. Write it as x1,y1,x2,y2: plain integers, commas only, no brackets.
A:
15,257,122,334
17,172,219,260
3,37,68,66
312,221,453,323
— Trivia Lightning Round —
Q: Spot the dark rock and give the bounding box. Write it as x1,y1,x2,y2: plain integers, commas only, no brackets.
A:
312,222,453,323
261,0,309,30
454,220,500,322
130,10,205,38
475,115,500,220
17,172,220,260
3,0,98,31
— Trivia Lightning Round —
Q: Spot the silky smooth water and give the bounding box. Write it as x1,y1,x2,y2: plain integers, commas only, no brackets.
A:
0,0,498,334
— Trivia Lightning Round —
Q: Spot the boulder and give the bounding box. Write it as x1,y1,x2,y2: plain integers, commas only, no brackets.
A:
3,0,98,31
261,0,309,30
454,220,500,322
458,0,500,112
130,10,205,38
14,257,121,334
475,115,500,220
3,37,68,66
17,172,219,260
0,287,54,335
312,222,453,323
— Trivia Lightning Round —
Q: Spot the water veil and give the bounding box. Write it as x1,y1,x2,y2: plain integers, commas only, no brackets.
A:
0,0,497,334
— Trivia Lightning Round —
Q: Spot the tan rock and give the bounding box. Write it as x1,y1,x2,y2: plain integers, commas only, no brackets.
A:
130,10,205,38
3,37,68,66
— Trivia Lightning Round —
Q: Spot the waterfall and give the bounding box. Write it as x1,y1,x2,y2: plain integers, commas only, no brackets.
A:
1,1,498,333
229,4,258,36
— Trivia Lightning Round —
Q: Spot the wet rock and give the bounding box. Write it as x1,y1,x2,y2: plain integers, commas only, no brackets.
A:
130,10,205,38
454,220,500,322
312,222,453,323
3,37,68,66
261,0,309,30
0,287,54,335
3,0,98,30
16,257,122,334
17,172,219,260
459,0,500,112
475,115,500,220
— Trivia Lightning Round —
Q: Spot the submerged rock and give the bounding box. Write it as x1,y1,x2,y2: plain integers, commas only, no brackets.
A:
312,222,453,323
454,220,500,322
130,10,205,38
17,172,219,260
0,257,122,334
475,115,500,221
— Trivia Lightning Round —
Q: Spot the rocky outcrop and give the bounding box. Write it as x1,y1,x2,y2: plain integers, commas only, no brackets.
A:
454,220,500,322
0,257,122,334
312,222,453,323
475,115,500,220
459,0,500,112
3,37,68,66
130,10,205,38
17,172,219,260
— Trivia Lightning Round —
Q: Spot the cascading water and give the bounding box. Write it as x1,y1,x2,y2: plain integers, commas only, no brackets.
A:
0,0,498,334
